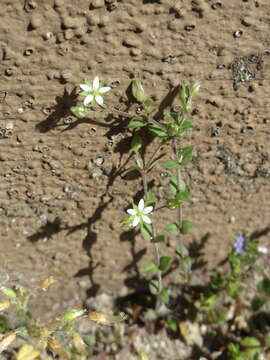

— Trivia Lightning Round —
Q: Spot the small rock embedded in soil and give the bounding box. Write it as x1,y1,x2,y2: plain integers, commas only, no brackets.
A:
29,14,43,29
90,0,104,8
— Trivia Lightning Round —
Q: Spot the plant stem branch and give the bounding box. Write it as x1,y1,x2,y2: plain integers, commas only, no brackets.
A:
172,137,183,249
141,170,163,305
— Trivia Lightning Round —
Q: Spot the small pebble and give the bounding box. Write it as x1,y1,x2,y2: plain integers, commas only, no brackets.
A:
258,246,268,254
5,123,13,130
185,25,195,31
90,0,104,8
233,29,243,38
211,2,222,9
30,14,43,29
94,157,104,166
24,48,34,56
61,72,73,79
18,107,24,113
92,171,103,179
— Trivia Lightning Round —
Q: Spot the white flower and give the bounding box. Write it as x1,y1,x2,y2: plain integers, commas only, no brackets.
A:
80,76,111,106
127,199,153,227
258,246,268,254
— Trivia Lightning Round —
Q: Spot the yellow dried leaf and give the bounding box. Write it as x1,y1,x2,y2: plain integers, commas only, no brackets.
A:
0,300,10,311
0,332,16,354
88,312,127,326
72,332,86,353
39,276,57,290
17,344,40,360
48,338,69,359
179,321,191,345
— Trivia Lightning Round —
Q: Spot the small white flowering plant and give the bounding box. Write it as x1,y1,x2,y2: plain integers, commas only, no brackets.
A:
69,75,270,359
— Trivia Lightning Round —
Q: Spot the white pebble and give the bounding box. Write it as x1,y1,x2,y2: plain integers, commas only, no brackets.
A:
5,122,13,129
258,246,268,254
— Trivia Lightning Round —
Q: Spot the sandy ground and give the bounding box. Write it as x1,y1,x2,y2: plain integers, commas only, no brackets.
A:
0,0,269,319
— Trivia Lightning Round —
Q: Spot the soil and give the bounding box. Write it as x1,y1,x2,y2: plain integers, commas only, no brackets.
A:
0,0,270,346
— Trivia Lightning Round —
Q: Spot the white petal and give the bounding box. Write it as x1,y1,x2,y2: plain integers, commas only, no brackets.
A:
99,86,111,94
138,199,145,211
132,216,140,227
127,209,137,216
142,215,151,224
95,95,104,105
93,76,100,90
143,206,153,214
84,94,93,105
80,84,91,91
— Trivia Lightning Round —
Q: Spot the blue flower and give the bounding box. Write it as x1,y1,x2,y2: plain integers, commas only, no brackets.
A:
233,236,247,254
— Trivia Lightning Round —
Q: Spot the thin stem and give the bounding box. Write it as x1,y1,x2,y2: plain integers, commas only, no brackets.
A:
141,170,163,308
146,139,164,170
172,137,183,249
107,107,163,128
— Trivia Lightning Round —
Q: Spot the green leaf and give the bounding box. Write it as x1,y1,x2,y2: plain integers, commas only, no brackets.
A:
132,158,144,170
140,222,152,241
127,119,146,128
257,278,270,297
179,119,193,135
165,317,177,332
2,288,17,299
131,79,145,103
166,199,181,209
157,289,169,304
176,245,189,258
175,191,191,202
71,106,89,118
180,257,192,273
166,112,182,126
131,133,142,153
240,337,260,349
149,280,159,295
144,98,154,107
159,256,172,271
148,125,168,138
164,222,180,235
146,189,155,207
265,337,270,347
151,235,165,243
177,146,194,166
169,176,186,193
180,220,195,234
163,160,181,169
251,296,267,312
144,262,159,275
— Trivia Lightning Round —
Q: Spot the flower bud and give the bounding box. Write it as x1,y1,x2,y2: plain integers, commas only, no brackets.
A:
131,79,145,103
